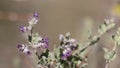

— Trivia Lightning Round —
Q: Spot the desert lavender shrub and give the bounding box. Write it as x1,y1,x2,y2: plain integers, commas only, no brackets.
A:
17,13,119,68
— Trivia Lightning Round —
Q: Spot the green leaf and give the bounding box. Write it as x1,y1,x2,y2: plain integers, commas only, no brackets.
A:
54,47,61,59
98,24,106,34
98,22,115,35
28,35,32,42
59,59,69,68
33,32,39,37
107,23,115,30
40,49,49,58
103,48,108,53
112,30,120,46
48,52,55,60
104,51,116,61
38,56,46,65
80,63,88,68
89,36,100,46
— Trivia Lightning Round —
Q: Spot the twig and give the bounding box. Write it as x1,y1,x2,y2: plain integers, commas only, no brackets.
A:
105,61,109,68
105,43,117,68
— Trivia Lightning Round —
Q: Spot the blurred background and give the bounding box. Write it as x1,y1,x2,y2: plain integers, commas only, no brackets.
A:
0,0,120,68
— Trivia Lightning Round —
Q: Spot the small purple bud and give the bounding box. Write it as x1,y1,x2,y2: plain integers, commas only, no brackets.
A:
42,38,49,48
70,46,77,50
44,44,48,48
61,51,71,60
17,44,25,52
61,54,66,60
43,38,49,43
33,12,39,18
19,26,26,32
23,47,31,55
26,51,31,55
17,44,22,49
66,51,71,57
62,49,71,59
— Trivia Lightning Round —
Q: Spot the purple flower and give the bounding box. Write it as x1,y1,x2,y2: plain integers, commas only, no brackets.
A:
61,48,71,60
41,38,49,48
17,44,31,55
17,44,24,49
70,45,77,50
64,49,71,56
28,12,39,25
33,12,39,18
17,44,23,49
19,26,26,32
33,40,48,49
26,51,31,55
23,48,31,55
44,43,48,48
39,42,48,49
17,44,24,53
43,38,48,43
29,17,38,25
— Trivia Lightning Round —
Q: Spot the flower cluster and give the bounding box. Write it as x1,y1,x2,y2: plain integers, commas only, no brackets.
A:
19,12,38,32
17,44,31,55
59,32,78,60
17,12,48,55
17,13,118,68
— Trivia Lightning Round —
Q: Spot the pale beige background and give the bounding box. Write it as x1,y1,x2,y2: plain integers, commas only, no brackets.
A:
0,0,119,68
